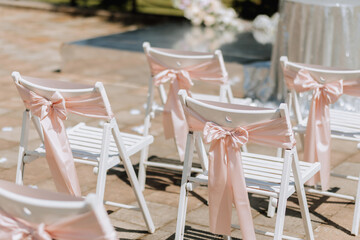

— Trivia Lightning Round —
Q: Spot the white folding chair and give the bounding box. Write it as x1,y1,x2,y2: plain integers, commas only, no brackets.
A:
175,90,319,239
0,179,116,239
281,56,360,235
139,42,240,191
12,72,155,233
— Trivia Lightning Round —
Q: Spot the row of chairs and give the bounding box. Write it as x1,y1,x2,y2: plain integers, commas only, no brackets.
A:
138,44,360,238
1,42,359,239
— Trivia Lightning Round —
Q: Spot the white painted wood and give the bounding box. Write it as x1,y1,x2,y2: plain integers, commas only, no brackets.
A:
352,173,360,236
292,150,314,240
267,197,276,218
175,91,319,239
16,110,30,185
175,132,195,240
12,72,155,233
274,150,292,240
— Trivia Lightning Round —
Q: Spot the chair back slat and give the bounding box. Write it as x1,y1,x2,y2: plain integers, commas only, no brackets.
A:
0,180,89,225
184,97,285,129
12,72,114,118
143,42,228,81
280,56,360,83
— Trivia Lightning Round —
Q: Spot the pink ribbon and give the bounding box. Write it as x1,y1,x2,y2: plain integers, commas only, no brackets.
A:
203,122,255,238
183,101,296,237
284,68,360,190
153,69,193,161
0,208,116,240
146,51,227,161
15,80,113,196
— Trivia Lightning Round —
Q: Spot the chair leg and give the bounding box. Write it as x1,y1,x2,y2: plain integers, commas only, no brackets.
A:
292,150,314,240
351,174,360,236
175,133,195,240
139,79,155,191
121,154,155,233
16,110,31,185
274,150,292,240
96,123,112,203
194,132,208,172
112,122,155,233
138,145,149,192
138,114,151,191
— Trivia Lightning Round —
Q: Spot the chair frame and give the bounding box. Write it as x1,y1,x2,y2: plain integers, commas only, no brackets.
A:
280,56,360,235
138,42,235,191
12,72,155,233
175,90,319,239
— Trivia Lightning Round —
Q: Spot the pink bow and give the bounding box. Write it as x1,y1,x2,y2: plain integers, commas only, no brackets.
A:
0,212,52,240
203,122,255,238
290,69,343,190
29,91,67,131
153,69,193,89
0,208,116,240
153,69,194,161
146,51,227,161
15,81,113,196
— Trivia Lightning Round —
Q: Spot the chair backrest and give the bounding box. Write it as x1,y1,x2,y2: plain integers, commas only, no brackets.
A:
280,56,360,83
0,180,93,225
143,42,228,81
11,72,113,118
280,56,360,122
179,90,291,132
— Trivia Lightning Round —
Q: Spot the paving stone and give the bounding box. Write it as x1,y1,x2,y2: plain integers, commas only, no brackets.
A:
111,201,178,230
110,218,148,239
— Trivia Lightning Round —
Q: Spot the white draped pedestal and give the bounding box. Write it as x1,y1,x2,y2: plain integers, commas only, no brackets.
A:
271,0,360,110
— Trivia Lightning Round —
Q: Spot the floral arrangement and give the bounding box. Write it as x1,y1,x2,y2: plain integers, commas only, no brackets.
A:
173,0,279,45
173,0,245,32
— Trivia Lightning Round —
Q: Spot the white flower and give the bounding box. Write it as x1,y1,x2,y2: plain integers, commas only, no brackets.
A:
174,0,245,33
191,16,203,26
204,15,216,27
252,13,280,44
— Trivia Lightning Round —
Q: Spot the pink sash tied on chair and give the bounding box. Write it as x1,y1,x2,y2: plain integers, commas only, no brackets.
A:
0,207,116,240
284,68,360,190
203,122,255,238
153,69,193,161
147,53,227,161
184,102,296,237
15,81,113,196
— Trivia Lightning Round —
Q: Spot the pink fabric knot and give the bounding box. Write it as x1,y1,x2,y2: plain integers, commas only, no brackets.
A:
28,91,67,131
153,69,193,89
29,224,52,240
204,122,248,152
0,211,52,240
293,69,343,104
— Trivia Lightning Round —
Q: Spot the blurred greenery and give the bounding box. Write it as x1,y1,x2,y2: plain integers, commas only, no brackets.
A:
37,0,279,19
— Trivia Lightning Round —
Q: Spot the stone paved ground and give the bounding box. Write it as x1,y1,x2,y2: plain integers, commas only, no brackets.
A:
0,3,359,239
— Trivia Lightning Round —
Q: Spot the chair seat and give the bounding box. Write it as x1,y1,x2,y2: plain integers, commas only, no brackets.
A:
26,122,154,168
294,109,360,142
188,152,320,198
